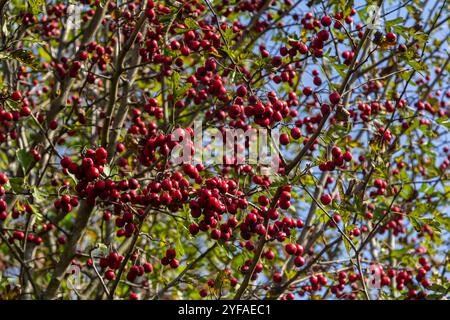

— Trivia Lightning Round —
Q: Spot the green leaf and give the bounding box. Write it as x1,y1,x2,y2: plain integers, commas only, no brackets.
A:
343,237,352,256
8,177,26,193
406,4,422,20
175,236,185,257
67,171,78,185
184,18,200,30
436,116,450,129
222,27,235,44
9,49,41,71
27,0,44,16
172,218,185,257
172,71,180,88
175,83,192,99
27,204,42,221
400,70,413,81
405,59,426,72
331,62,347,78
289,228,298,243
428,283,448,294
387,248,410,258
21,37,46,46
219,242,236,260
17,149,33,173
385,17,404,27
31,186,48,202
400,184,413,200
392,26,412,40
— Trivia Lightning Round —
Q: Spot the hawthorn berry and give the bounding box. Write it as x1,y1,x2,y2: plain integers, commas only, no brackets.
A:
329,91,341,105
279,133,290,145
320,193,332,205
386,32,397,43
10,91,22,101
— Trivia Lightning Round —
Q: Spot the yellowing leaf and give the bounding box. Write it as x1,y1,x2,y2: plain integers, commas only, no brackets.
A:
10,49,41,71
27,0,44,16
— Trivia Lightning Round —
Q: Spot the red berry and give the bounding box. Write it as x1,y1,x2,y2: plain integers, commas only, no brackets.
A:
199,289,208,297
386,32,397,43
332,146,342,158
20,106,31,117
295,244,304,256
129,292,139,300
236,85,247,97
273,272,282,283
329,91,341,105
0,173,9,185
291,127,302,139
286,292,295,300
321,103,331,115
317,30,329,41
258,195,269,206
166,248,176,259
303,86,313,96
95,147,108,159
298,43,308,54
189,223,200,235
105,270,115,280
280,133,290,145
10,91,22,101
170,259,180,268
343,151,352,162
321,16,332,27
320,193,332,205
285,243,297,255
79,51,88,61
143,262,153,273
49,120,58,130
294,256,305,267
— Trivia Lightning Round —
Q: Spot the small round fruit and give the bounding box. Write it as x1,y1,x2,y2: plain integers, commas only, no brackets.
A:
386,32,397,44
285,243,297,255
105,270,115,280
321,15,332,27
280,133,290,145
329,91,341,105
10,91,22,101
320,193,332,205
291,127,302,140
236,85,248,97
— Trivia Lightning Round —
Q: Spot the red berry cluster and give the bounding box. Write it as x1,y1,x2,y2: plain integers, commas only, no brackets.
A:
375,126,392,143
54,194,79,213
60,147,108,205
319,146,352,172
240,258,263,279
137,127,191,167
161,248,179,269
189,177,241,241
0,92,32,144
0,172,8,195
294,113,323,136
126,260,153,283
267,213,304,242
285,243,305,267
370,178,388,198
341,50,356,66
143,171,191,210
241,91,293,128
330,271,361,299
1,197,55,245
297,274,328,296
0,173,9,221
